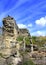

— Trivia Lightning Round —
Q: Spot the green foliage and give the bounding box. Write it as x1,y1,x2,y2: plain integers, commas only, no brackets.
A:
32,36,46,47
32,36,36,40
32,36,37,44
25,37,31,45
17,36,24,41
20,51,35,65
27,60,35,65
17,35,46,47
21,59,35,65
0,53,3,57
17,36,31,45
8,64,12,65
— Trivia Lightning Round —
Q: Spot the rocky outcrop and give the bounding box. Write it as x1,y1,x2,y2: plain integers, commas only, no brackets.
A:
0,16,22,65
2,15,18,48
0,54,22,65
0,56,7,65
0,15,30,65
19,28,30,36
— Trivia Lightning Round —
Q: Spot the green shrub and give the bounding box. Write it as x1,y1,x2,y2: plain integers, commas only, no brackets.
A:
17,36,24,41
22,59,35,65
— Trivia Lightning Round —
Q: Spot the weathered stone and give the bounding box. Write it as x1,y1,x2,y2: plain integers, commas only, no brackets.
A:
6,56,22,65
19,28,30,36
0,15,30,65
0,56,7,65
2,15,18,48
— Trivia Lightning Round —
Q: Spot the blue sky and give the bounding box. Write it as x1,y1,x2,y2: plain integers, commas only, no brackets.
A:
0,0,46,36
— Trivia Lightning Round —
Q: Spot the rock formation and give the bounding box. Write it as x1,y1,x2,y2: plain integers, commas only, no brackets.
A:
0,15,30,65
0,16,21,65
2,15,18,48
19,28,30,36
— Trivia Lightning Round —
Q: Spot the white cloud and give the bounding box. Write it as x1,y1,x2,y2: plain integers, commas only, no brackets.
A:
17,23,33,29
35,16,46,26
36,31,45,36
17,24,27,28
17,23,46,36
31,31,46,36
28,23,32,27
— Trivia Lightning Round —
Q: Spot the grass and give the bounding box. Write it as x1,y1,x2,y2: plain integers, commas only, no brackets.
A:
17,36,24,41
22,60,35,65
18,59,35,65
8,64,12,65
0,53,3,57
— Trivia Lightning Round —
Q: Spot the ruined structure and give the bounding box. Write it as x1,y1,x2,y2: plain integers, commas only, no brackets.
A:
0,15,31,57
0,16,21,58
0,16,38,65
19,28,30,36
2,15,19,48
0,15,30,52
2,15,30,48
